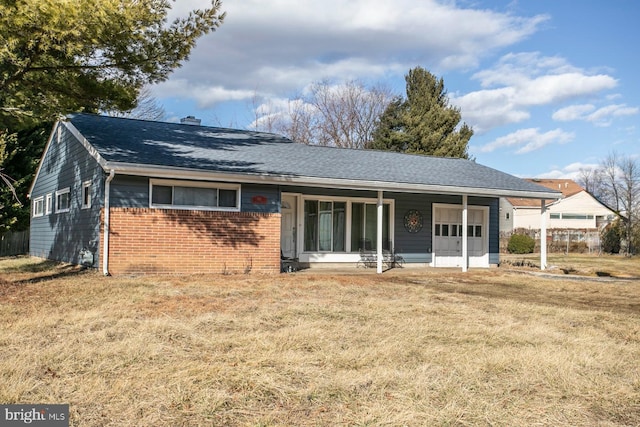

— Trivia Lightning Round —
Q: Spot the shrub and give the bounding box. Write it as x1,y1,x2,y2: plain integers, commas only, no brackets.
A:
507,234,536,254
601,221,622,254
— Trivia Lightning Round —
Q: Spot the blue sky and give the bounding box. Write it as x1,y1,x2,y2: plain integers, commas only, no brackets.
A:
154,0,639,179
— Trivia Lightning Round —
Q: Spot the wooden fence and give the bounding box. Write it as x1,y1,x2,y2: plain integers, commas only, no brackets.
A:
0,229,29,256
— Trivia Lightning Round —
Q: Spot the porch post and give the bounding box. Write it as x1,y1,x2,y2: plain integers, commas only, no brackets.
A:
462,194,468,272
540,199,547,270
377,190,383,274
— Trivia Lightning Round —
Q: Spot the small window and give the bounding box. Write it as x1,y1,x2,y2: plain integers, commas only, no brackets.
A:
441,224,449,237
434,224,441,237
45,194,53,215
505,212,510,220
33,197,44,217
219,189,238,208
56,188,71,213
82,181,92,209
451,224,458,237
475,225,482,238
152,185,173,205
550,213,561,219
468,225,474,237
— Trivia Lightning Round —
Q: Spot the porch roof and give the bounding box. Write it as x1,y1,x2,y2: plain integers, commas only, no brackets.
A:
65,113,561,200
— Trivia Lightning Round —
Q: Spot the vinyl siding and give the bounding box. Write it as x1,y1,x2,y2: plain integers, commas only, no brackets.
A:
29,124,104,267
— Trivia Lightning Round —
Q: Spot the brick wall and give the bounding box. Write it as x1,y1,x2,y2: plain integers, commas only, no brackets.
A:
101,208,281,275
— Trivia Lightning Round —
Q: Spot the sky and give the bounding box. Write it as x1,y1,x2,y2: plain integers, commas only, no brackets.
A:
152,0,640,180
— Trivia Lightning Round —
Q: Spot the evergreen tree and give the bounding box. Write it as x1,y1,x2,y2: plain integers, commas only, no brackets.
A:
0,0,225,131
0,0,225,231
0,124,50,232
371,67,473,158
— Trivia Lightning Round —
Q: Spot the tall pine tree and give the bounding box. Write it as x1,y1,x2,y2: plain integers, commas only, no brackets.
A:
372,67,473,159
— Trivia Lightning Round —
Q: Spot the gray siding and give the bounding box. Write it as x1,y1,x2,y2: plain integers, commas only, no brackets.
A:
30,124,104,267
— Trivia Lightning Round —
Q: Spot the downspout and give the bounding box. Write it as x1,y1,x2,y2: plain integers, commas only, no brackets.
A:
102,169,115,275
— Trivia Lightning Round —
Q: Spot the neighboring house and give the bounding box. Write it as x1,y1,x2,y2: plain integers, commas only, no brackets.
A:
29,114,560,275
500,179,616,232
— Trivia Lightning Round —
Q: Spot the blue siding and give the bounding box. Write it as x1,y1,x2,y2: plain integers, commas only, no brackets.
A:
111,176,280,213
29,124,104,267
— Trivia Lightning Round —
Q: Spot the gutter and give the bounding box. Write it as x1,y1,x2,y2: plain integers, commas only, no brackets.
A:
102,169,115,276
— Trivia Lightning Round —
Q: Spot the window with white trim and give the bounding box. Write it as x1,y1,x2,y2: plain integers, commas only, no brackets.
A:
303,198,391,253
150,179,240,211
33,196,44,217
45,193,53,215
56,188,71,213
82,181,92,209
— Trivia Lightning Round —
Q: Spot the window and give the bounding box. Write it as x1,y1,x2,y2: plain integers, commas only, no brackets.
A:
304,200,347,252
562,214,594,220
45,194,53,215
33,197,44,217
550,213,594,220
303,198,391,253
56,188,71,213
82,181,92,209
351,202,390,251
150,180,240,211
505,212,510,220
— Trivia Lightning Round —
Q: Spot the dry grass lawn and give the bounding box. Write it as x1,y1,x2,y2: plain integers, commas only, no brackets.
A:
1,255,639,426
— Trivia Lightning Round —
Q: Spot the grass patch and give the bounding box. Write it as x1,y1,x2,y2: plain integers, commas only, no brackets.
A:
1,256,639,426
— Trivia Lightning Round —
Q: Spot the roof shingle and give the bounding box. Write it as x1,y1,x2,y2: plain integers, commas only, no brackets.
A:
67,113,560,199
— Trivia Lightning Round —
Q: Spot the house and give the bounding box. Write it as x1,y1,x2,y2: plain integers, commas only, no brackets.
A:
28,113,560,275
500,179,616,233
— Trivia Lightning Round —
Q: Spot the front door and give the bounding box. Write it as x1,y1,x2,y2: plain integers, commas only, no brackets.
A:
433,205,489,268
280,194,297,258
433,207,463,267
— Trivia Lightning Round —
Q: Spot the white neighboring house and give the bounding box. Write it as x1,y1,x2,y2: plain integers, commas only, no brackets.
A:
500,179,616,232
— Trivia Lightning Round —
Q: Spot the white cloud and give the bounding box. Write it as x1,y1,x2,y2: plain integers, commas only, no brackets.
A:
586,104,639,126
535,161,601,179
452,52,618,133
154,79,256,107
480,128,574,154
552,103,638,126
552,104,595,121
158,0,548,107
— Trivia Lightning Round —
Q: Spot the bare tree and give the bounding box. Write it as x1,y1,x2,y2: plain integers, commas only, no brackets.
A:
618,156,640,254
591,151,640,255
253,80,392,148
105,86,166,121
577,167,605,201
600,152,622,213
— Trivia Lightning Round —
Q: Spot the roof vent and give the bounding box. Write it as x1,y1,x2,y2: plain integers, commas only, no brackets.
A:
180,115,201,126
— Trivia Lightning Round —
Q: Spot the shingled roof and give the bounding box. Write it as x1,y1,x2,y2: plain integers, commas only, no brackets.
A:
507,179,584,207
64,113,560,199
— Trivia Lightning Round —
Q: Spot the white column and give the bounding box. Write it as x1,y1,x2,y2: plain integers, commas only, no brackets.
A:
377,190,383,273
462,195,468,272
540,199,547,270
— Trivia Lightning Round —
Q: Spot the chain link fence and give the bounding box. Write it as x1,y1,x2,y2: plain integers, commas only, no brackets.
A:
500,228,602,254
